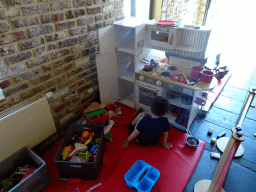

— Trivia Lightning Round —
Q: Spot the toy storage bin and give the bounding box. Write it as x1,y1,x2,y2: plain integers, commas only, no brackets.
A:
0,147,51,192
84,109,109,124
53,124,104,180
124,160,160,192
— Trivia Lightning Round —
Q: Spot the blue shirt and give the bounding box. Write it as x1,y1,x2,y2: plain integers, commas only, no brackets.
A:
136,116,171,146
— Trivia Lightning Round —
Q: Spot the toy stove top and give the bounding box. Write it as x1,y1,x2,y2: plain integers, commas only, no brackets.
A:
136,62,199,87
136,54,206,86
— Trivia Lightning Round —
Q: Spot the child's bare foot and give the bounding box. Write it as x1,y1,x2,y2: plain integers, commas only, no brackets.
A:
164,143,173,149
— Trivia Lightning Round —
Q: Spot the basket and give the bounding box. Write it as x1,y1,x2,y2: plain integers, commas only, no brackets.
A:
53,124,105,180
0,147,51,192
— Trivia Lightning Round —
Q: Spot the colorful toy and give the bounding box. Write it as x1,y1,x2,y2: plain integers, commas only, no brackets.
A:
84,109,109,124
104,133,113,142
74,143,88,151
84,132,94,145
82,131,90,138
62,146,72,161
68,178,84,185
78,151,91,161
85,182,102,192
89,145,98,153
69,156,87,163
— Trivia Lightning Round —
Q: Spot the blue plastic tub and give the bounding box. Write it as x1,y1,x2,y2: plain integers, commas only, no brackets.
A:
124,160,160,192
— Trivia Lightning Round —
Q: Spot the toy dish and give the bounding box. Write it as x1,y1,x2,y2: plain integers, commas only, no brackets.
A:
186,136,199,148
143,67,153,72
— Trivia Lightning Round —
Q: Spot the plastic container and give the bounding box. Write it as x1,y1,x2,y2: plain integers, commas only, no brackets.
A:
84,109,109,124
0,147,51,192
191,66,203,78
124,160,160,192
53,124,104,180
201,70,214,83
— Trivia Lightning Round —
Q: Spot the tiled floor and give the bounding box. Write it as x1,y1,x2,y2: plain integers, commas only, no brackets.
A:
184,57,256,191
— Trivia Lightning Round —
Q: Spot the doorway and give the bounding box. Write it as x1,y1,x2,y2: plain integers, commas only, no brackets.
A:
205,0,256,71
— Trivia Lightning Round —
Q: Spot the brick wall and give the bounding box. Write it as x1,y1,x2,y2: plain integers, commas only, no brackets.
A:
0,0,125,127
161,0,206,26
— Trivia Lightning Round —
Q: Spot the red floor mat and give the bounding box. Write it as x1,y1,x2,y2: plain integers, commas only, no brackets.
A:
41,103,205,192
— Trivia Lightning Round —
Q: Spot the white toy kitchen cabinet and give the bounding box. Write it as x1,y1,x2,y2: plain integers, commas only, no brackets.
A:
96,18,152,108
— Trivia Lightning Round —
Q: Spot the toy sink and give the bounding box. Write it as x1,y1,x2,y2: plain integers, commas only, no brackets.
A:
124,160,160,192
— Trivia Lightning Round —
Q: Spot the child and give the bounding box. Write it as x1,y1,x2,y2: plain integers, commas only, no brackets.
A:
122,96,173,149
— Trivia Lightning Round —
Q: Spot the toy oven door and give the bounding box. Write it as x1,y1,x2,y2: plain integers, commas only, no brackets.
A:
135,81,163,114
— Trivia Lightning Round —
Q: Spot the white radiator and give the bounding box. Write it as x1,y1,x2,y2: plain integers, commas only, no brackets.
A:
0,94,57,162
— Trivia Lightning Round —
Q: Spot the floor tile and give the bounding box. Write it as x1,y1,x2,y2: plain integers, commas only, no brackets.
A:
223,161,256,192
246,96,256,120
250,78,256,87
226,72,253,90
240,118,256,140
190,120,232,144
185,150,256,192
238,135,256,163
220,85,248,101
184,150,219,192
204,106,239,129
213,95,244,115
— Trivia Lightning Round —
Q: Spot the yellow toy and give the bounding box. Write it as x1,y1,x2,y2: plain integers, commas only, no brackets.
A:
84,132,94,145
62,146,71,161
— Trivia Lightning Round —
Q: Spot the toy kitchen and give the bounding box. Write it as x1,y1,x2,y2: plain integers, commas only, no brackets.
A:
96,18,217,131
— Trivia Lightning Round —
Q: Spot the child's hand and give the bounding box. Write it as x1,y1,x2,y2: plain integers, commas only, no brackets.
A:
163,143,173,149
122,140,129,148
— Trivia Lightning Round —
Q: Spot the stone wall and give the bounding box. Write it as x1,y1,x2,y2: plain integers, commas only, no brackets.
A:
0,0,124,128
161,0,206,26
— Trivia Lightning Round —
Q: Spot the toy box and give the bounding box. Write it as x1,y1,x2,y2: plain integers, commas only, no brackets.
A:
0,147,51,192
125,160,160,192
84,109,109,124
53,124,105,179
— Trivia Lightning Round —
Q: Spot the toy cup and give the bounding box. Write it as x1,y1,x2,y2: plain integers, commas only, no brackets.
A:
191,66,203,79
201,70,214,83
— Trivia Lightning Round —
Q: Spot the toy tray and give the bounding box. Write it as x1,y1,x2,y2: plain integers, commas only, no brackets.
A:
124,160,160,192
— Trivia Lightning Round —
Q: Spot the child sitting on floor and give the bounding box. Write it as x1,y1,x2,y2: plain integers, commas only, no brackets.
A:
122,96,173,149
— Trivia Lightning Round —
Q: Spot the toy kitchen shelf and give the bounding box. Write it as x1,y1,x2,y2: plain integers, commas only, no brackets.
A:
96,18,151,108
96,17,215,130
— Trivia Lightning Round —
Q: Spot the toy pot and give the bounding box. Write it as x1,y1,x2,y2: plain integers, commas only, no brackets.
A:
191,66,203,78
186,136,199,148
201,70,214,83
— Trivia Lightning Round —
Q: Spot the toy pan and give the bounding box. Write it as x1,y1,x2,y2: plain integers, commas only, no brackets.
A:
124,160,160,192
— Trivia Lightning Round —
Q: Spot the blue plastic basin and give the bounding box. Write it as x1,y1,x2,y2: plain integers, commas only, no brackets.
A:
124,160,160,192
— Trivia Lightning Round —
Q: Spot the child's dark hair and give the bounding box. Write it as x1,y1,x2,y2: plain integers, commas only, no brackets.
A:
151,96,170,116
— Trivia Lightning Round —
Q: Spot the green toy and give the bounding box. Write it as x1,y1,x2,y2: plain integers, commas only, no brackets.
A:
0,177,15,191
104,133,113,142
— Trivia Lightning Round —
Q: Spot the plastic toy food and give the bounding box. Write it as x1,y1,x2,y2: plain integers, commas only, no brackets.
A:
104,133,113,142
84,132,94,145
90,145,98,153
62,146,71,161
82,131,90,138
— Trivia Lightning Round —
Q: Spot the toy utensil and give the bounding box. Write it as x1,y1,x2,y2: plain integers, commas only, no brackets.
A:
85,183,102,192
68,178,84,185
84,132,95,145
